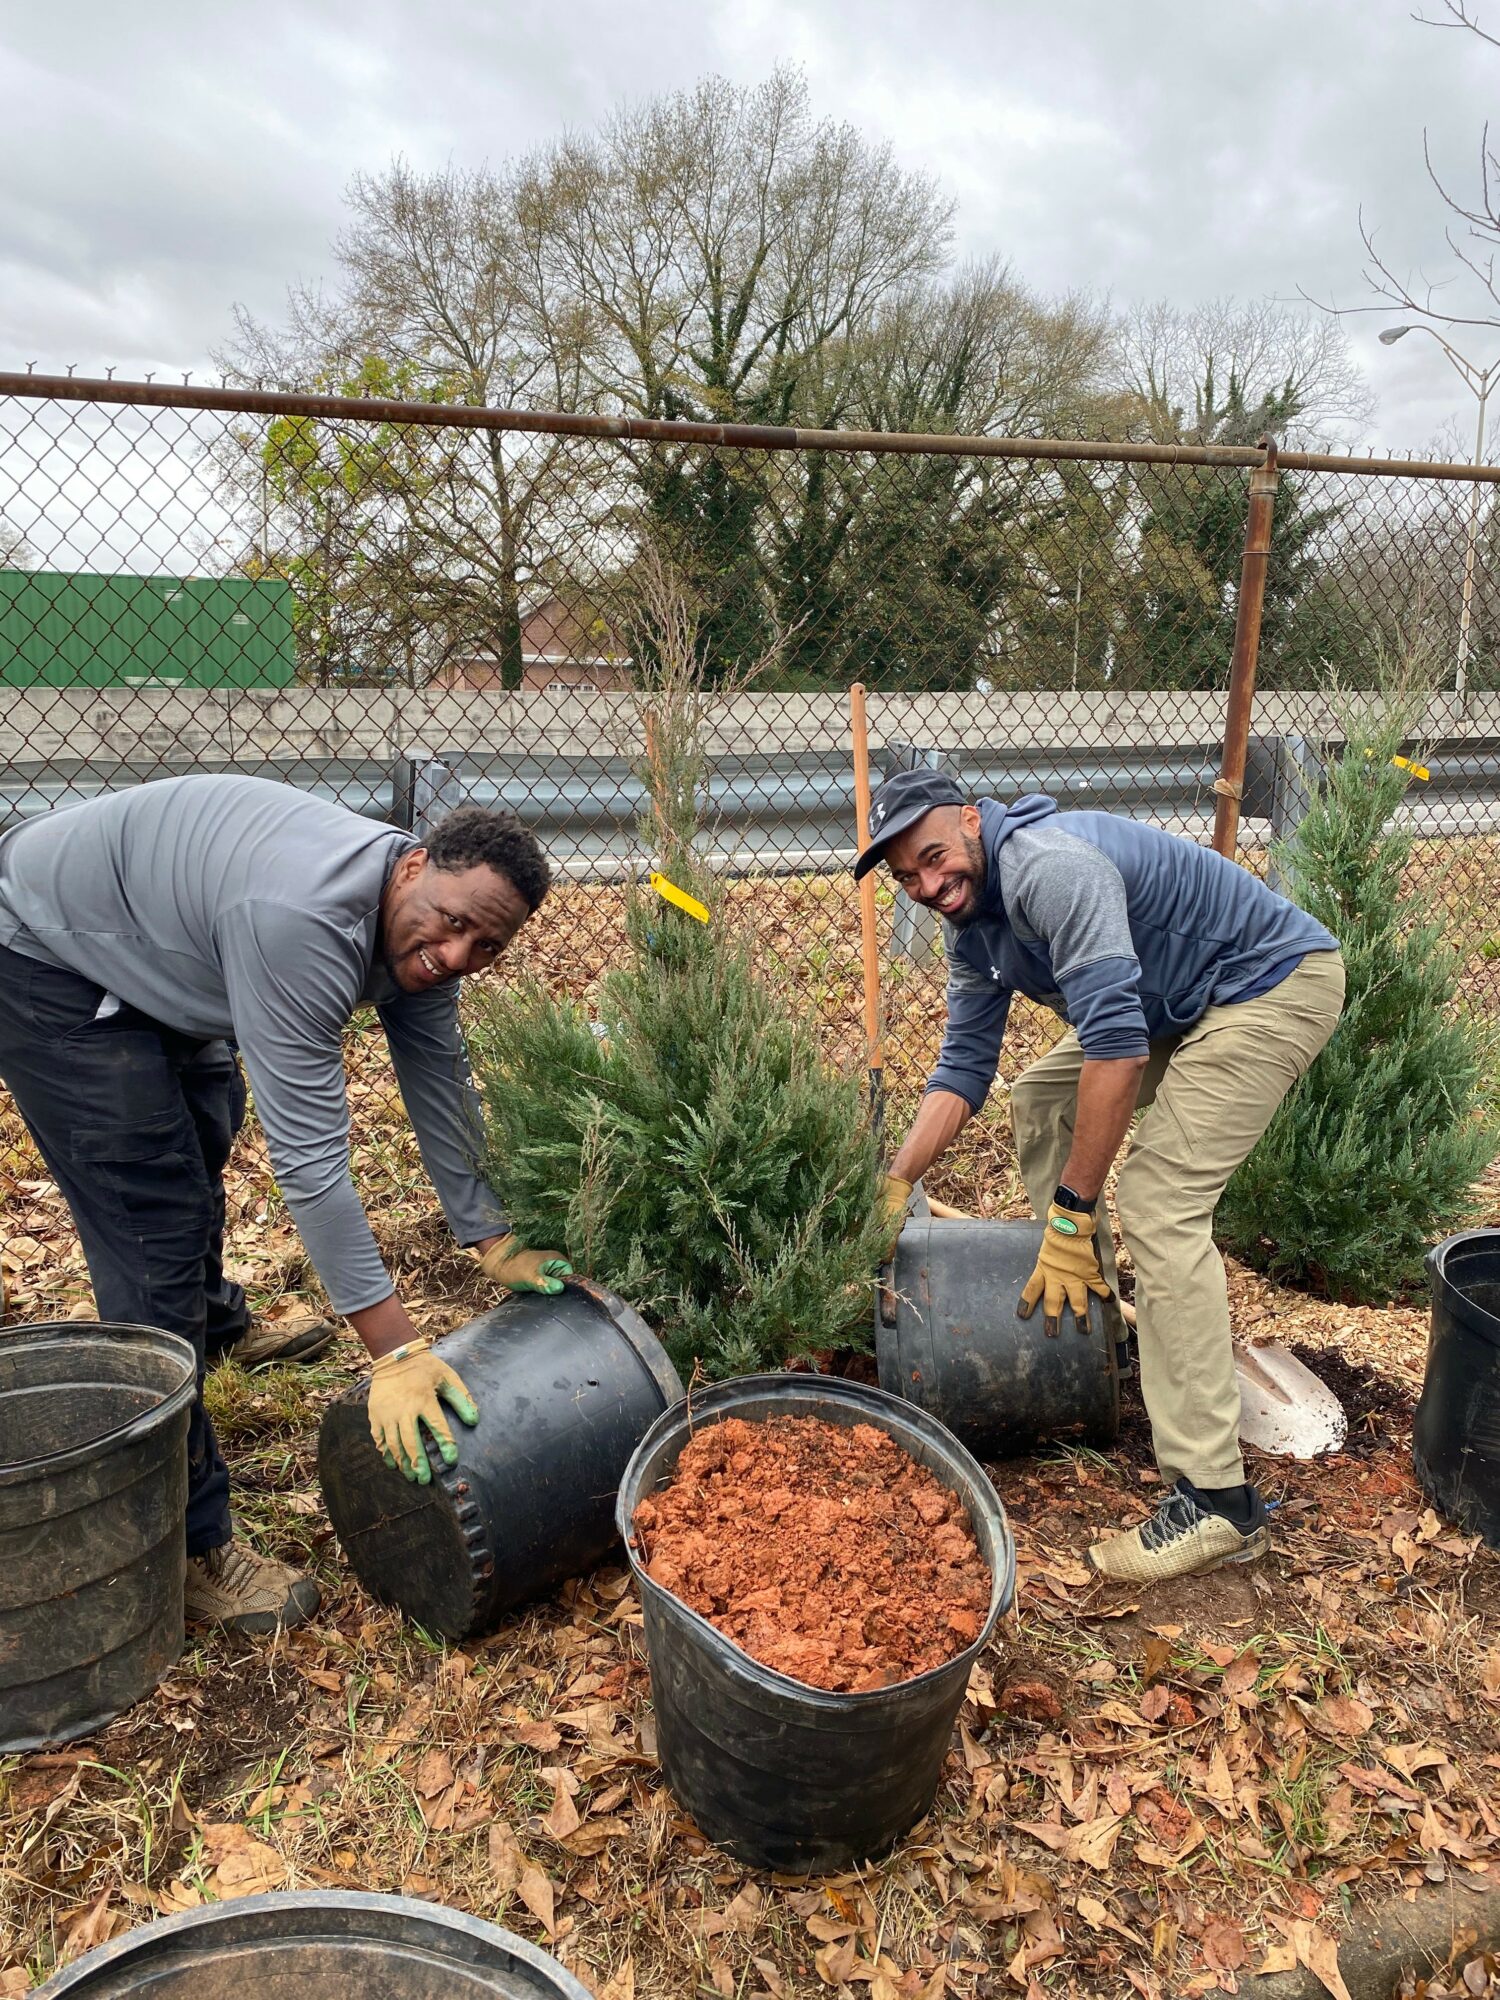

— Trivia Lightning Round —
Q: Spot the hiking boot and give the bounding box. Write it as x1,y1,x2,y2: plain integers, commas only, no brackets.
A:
1088,1480,1269,1584
215,1315,337,1371
185,1542,322,1634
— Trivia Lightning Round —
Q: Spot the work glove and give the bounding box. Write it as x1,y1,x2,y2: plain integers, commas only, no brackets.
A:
476,1231,573,1295
1017,1202,1112,1337
878,1174,914,1263
366,1336,479,1485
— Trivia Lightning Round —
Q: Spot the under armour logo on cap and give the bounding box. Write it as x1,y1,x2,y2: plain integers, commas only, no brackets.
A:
873,802,887,826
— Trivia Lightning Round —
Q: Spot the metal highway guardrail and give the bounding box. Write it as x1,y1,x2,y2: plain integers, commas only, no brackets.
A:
2,739,1498,878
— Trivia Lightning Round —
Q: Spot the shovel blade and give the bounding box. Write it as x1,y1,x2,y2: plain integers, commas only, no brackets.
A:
1235,1340,1347,1457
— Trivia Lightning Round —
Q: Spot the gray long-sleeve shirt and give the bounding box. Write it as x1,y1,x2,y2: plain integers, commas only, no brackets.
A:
0,775,506,1312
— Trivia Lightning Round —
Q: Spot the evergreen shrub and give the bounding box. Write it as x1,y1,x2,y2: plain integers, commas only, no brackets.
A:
1217,676,1499,1301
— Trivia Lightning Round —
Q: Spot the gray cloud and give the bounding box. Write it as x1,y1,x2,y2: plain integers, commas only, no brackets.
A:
4,0,1498,450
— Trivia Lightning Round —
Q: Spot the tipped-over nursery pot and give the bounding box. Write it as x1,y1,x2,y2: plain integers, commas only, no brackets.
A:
319,1278,683,1638
1414,1228,1500,1549
617,1373,1016,1874
1,1322,195,1752
877,1215,1119,1458
36,1890,593,1996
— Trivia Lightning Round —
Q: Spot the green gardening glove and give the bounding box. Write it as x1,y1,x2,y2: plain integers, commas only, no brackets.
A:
476,1231,572,1295
366,1336,479,1484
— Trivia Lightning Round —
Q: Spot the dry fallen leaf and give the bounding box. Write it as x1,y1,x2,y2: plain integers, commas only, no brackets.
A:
509,1719,563,1754
815,1935,859,1987
541,1783,582,1841
413,1748,455,1798
1015,1813,1125,1869
488,1821,522,1892
1291,1919,1352,2000
516,1863,556,1937
1200,1916,1250,1973
599,1961,636,2000
1220,1649,1261,1696
1309,1693,1375,1740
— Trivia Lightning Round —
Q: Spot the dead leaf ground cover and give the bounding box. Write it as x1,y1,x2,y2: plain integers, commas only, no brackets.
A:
3,875,1500,1999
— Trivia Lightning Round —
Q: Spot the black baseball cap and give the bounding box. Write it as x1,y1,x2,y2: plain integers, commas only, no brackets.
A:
853,767,968,881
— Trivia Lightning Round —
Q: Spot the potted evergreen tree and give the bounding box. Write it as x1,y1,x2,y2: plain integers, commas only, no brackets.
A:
465,552,887,1381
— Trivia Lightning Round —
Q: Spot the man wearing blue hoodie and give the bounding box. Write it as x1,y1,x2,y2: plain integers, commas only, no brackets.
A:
859,768,1344,1584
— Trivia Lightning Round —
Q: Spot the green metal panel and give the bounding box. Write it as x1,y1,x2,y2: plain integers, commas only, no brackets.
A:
190,578,295,688
0,572,295,687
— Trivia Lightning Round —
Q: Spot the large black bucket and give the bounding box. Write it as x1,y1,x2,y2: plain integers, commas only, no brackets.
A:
319,1278,683,1639
877,1215,1119,1458
36,1890,592,1996
0,1323,195,1752
616,1373,1015,1874
1413,1229,1500,1549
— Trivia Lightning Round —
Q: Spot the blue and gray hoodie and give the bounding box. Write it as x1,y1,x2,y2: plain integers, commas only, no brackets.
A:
928,797,1339,1112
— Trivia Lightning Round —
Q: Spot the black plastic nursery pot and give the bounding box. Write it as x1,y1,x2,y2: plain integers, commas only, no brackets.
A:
877,1214,1119,1458
35,1890,594,1996
0,1322,195,1752
616,1373,1016,1875
1414,1229,1500,1549
319,1278,684,1639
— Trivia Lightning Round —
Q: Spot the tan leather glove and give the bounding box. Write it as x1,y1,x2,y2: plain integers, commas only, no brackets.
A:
1017,1202,1112,1336
476,1232,572,1295
879,1174,914,1262
366,1336,479,1485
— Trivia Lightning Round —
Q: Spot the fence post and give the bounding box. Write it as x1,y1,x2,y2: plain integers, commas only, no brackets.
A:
1212,436,1280,859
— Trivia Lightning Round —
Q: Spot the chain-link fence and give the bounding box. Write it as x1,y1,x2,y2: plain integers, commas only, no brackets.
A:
2,371,1499,1321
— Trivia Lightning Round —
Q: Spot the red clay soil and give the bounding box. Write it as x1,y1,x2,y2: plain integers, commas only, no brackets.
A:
630,1415,992,1692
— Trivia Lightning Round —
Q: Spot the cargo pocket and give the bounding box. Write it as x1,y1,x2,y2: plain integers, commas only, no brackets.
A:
70,1115,213,1242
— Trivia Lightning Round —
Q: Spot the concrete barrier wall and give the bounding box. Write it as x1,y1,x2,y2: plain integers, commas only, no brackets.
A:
5,684,1498,768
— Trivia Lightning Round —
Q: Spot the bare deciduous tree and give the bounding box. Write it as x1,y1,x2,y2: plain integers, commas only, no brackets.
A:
0,515,36,570
1116,299,1374,447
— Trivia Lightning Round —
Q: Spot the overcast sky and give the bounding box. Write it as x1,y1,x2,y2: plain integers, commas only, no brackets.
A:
3,0,1498,455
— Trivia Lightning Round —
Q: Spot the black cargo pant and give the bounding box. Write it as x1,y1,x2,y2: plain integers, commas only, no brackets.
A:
0,941,247,1554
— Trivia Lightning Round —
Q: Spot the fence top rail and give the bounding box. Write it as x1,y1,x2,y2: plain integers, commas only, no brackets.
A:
5,371,1500,486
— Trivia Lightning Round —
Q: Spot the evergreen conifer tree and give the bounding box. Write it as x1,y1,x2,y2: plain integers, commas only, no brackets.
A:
1217,669,1498,1300
465,553,886,1379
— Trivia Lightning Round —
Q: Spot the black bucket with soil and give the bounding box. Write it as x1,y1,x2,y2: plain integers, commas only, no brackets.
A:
319,1278,683,1639
616,1373,1015,1874
1414,1228,1500,1548
0,1323,195,1752
36,1890,593,1996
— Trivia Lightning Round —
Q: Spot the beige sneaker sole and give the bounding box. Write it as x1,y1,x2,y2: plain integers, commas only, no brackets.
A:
1088,1517,1269,1585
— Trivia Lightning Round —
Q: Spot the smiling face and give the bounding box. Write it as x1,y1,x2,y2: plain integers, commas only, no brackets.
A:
379,849,532,993
884,803,987,925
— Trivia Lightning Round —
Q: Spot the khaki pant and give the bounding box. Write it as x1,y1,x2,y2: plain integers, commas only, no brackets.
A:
1008,950,1346,1489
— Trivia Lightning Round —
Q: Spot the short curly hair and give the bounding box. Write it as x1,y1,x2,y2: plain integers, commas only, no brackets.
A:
424,805,552,913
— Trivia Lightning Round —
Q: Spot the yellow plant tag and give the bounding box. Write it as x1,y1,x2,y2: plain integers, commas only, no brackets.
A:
649,871,710,924
1363,749,1431,782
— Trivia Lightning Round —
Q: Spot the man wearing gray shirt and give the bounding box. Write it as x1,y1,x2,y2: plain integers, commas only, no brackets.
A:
860,769,1344,1586
0,776,569,1631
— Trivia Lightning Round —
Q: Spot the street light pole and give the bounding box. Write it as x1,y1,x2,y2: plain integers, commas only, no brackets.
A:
1379,323,1499,703
1458,382,1490,700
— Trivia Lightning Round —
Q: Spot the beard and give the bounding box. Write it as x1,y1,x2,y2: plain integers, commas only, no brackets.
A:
929,830,987,925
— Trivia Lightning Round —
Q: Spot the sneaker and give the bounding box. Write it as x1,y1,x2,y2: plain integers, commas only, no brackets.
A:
185,1543,322,1634
216,1315,337,1371
1088,1481,1269,1584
